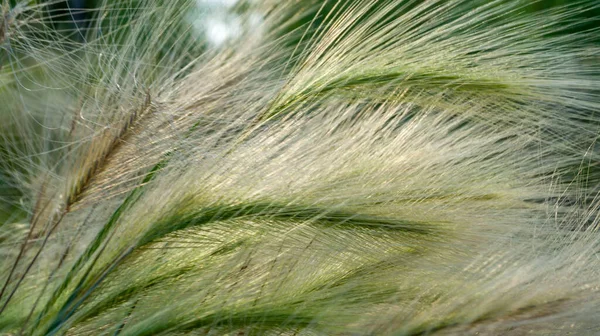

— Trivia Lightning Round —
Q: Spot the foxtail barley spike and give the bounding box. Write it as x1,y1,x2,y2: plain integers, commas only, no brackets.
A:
0,0,599,335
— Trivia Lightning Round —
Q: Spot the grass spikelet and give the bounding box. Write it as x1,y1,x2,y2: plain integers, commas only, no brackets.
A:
0,0,599,335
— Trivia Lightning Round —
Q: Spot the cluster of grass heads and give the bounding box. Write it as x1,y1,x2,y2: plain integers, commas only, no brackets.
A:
0,0,599,335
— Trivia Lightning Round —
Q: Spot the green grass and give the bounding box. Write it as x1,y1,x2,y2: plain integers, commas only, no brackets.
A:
0,0,599,335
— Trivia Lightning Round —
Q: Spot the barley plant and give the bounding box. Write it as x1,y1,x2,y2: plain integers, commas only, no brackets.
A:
0,0,599,334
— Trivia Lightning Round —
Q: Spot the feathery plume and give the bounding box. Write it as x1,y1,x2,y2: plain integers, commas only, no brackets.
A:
0,0,599,335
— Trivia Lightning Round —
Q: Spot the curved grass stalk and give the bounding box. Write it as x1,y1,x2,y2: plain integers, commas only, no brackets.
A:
0,0,599,335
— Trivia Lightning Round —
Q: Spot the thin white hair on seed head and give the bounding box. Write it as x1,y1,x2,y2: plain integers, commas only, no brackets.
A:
0,0,599,335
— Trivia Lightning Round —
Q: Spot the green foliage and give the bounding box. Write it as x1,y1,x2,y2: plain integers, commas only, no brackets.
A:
0,0,599,335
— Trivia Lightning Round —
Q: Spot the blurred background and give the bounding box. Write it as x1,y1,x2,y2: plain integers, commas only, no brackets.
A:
4,0,600,47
